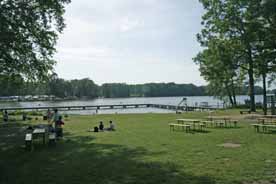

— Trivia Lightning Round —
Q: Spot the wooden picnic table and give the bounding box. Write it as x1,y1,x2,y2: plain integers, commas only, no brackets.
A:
263,115,276,119
207,116,230,121
258,117,276,124
176,119,201,123
33,128,47,145
176,119,204,130
206,116,237,128
252,123,276,133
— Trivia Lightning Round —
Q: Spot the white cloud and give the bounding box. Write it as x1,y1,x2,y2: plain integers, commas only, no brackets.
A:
119,17,144,32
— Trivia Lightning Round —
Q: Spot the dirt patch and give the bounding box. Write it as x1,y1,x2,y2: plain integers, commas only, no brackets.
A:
218,143,241,148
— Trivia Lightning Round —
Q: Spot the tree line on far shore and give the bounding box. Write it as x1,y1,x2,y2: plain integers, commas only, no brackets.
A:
0,74,271,99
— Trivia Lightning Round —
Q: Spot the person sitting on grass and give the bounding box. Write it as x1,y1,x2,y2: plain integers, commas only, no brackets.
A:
107,121,115,131
55,116,64,138
99,121,104,131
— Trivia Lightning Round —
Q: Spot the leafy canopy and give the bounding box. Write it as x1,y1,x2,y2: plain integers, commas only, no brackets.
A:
0,0,70,80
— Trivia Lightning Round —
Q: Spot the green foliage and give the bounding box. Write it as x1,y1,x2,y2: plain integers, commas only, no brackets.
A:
0,0,70,80
196,0,276,111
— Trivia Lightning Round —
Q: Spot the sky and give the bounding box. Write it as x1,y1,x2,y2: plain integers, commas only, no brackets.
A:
54,0,206,85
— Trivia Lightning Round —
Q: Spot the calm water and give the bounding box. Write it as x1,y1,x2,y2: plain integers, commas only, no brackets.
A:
0,95,263,115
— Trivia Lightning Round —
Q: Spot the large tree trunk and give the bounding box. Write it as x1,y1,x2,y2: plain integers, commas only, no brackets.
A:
225,84,234,106
248,49,256,112
262,72,267,115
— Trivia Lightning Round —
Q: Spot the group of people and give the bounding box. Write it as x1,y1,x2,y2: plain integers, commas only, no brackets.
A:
46,109,64,138
94,120,115,132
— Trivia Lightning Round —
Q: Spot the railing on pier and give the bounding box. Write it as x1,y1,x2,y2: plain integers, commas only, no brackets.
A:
0,103,219,112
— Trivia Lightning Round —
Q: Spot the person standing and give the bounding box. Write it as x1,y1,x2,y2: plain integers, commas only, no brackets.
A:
52,109,60,129
55,116,64,138
3,110,8,122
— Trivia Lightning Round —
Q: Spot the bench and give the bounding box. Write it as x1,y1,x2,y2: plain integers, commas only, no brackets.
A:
25,133,33,151
240,110,251,114
169,123,191,132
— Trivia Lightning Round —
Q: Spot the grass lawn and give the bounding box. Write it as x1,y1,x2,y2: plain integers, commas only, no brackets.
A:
1,111,276,184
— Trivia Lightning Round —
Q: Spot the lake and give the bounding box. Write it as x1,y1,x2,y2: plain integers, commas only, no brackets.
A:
0,95,263,114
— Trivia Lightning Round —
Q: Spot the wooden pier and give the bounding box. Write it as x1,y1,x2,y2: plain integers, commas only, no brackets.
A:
0,104,218,112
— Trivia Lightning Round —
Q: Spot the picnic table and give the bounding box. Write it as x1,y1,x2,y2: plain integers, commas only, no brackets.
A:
176,119,205,131
252,124,276,133
258,117,276,124
206,116,237,128
263,115,276,119
32,128,47,145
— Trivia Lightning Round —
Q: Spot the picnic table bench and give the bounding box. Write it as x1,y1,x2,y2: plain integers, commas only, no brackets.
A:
169,123,191,132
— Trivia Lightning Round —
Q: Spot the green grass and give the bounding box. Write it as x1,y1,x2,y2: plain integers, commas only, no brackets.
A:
1,111,276,184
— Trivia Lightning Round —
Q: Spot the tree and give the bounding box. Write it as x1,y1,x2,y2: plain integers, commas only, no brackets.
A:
197,0,276,112
194,39,244,106
0,0,70,80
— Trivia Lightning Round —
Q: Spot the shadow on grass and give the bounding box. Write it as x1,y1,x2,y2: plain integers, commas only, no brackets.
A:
170,129,211,134
0,129,219,184
207,126,243,130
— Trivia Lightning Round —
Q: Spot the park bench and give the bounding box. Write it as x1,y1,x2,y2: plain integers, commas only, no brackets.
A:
169,123,191,132
240,110,251,114
25,133,33,151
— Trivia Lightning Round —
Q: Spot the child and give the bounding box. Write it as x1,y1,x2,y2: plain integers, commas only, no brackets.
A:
55,116,64,138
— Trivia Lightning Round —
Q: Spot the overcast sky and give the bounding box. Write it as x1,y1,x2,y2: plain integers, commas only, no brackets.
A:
54,0,206,85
